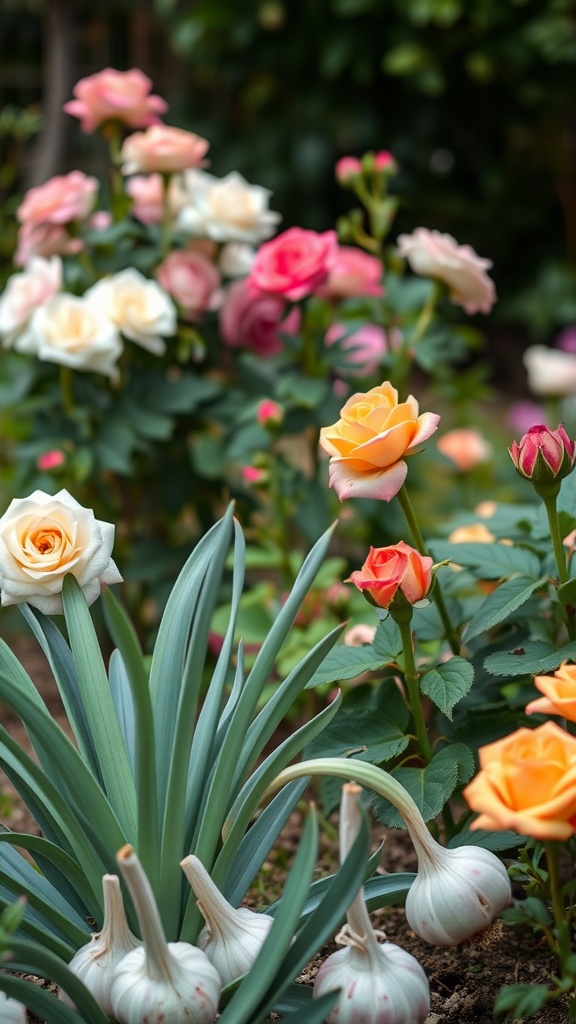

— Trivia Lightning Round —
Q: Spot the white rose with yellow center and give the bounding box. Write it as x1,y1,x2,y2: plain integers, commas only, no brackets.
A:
86,269,176,356
26,293,122,377
178,169,281,245
0,489,122,614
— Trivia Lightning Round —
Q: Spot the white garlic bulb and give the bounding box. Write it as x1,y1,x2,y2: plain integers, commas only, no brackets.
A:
314,929,431,1024
313,784,430,1024
111,844,221,1024
404,842,511,946
59,873,141,1016
181,854,274,986
0,989,27,1024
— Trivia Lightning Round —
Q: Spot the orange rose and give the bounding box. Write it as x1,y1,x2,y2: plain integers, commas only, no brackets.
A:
526,662,576,722
319,382,440,501
463,722,576,840
347,541,433,609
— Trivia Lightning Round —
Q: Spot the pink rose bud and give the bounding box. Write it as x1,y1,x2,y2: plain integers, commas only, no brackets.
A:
37,449,65,471
374,150,397,174
346,541,433,610
242,466,267,485
509,424,576,490
335,156,363,185
257,398,284,429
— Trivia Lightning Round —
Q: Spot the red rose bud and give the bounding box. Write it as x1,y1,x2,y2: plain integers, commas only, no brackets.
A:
509,424,575,489
346,541,433,610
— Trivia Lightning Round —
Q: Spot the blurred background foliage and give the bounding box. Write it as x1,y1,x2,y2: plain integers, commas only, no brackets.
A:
2,0,576,382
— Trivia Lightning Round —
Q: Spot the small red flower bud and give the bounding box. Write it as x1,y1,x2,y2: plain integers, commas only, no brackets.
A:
509,424,575,489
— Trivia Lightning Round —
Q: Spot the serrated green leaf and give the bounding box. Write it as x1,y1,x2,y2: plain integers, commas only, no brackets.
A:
461,576,548,643
420,657,474,719
448,828,525,852
558,576,576,606
305,643,386,688
484,639,576,677
372,744,474,826
430,541,542,580
306,682,410,764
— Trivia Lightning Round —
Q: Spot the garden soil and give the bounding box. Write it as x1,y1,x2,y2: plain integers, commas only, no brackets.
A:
0,636,569,1024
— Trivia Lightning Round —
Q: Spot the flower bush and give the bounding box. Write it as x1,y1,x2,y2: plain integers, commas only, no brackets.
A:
3,64,576,1024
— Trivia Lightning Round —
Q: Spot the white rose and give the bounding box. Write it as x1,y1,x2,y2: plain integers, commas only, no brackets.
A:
523,344,576,396
396,227,496,315
178,169,281,245
0,489,122,614
219,243,256,277
25,294,122,377
86,269,176,356
0,256,62,348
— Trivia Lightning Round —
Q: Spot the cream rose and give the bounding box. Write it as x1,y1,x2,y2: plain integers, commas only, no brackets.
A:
85,269,176,355
396,228,496,315
0,256,62,348
0,489,122,614
178,169,281,244
25,294,122,377
523,344,576,397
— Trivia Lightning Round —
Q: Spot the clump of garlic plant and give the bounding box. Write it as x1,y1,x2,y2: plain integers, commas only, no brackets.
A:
111,845,221,1024
181,853,274,986
313,784,430,1024
59,874,140,1016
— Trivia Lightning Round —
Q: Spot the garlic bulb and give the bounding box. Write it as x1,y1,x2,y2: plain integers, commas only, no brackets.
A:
404,842,511,946
59,873,141,1016
111,844,221,1024
0,990,27,1024
313,784,430,1024
181,854,274,986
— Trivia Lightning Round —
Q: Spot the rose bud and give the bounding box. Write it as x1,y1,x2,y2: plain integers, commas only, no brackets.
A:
509,424,575,490
346,541,433,610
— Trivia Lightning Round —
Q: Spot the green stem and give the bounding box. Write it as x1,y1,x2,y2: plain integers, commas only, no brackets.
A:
407,280,443,349
160,172,173,259
397,485,461,655
543,840,576,1017
542,491,576,641
268,451,295,587
396,615,432,763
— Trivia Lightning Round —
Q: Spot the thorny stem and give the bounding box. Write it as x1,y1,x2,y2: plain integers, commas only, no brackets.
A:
397,484,461,655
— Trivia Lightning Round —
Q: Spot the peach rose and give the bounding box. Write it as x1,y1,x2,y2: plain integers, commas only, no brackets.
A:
526,662,576,722
248,227,338,301
120,125,209,175
436,427,493,472
17,171,98,228
0,489,122,614
156,250,222,322
319,381,440,501
63,67,168,133
396,228,496,315
463,722,576,840
219,279,300,356
347,541,433,608
316,246,384,300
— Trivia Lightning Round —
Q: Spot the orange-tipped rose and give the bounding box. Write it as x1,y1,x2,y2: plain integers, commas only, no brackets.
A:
463,722,576,840
319,382,440,502
526,662,576,723
346,541,433,609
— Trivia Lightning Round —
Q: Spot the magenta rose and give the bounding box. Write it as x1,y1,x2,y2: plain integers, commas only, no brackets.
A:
248,227,338,301
220,279,300,356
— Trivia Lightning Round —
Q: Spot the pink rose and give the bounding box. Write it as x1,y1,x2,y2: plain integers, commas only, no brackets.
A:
219,279,300,356
325,322,387,377
14,224,84,267
335,157,362,185
0,256,62,346
126,174,164,224
156,250,222,321
316,246,384,299
17,171,99,228
63,67,168,134
248,227,338,302
436,428,493,472
120,125,210,175
397,228,496,315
